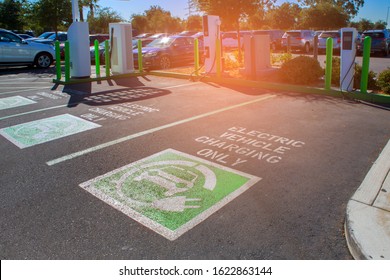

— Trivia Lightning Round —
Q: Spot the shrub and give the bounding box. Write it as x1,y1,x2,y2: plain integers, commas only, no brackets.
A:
280,56,323,85
271,52,293,65
376,68,390,94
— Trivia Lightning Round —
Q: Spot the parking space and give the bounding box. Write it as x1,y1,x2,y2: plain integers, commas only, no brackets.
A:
0,70,389,259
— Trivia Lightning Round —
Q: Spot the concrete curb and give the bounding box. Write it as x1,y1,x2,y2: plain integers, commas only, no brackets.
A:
345,139,390,260
148,71,390,106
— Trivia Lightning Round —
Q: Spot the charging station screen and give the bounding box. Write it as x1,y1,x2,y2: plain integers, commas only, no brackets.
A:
342,32,353,50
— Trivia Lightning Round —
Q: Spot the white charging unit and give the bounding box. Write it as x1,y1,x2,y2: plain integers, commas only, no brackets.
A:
340,28,357,91
109,23,134,75
68,0,91,78
202,15,221,74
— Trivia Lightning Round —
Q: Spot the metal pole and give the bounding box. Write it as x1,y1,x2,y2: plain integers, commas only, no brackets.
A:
360,36,372,94
94,39,100,77
325,37,333,90
64,41,70,82
137,39,143,73
216,37,222,78
194,38,199,76
386,6,389,28
104,40,110,78
55,41,61,81
313,35,318,61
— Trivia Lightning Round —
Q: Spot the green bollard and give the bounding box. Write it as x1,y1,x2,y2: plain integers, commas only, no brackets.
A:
137,39,143,73
94,39,100,77
55,41,61,81
216,38,222,78
104,40,110,78
64,41,70,82
194,38,199,76
325,37,333,90
360,36,371,94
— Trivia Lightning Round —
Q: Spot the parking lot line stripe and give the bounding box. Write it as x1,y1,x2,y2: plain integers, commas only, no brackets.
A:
0,105,68,121
0,87,52,95
46,94,276,166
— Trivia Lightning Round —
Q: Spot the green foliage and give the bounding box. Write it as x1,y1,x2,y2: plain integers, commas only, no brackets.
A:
266,2,301,30
349,18,388,32
88,7,123,34
298,0,364,17
271,52,293,65
280,56,323,85
186,15,202,31
299,2,348,29
376,69,390,94
0,0,24,30
130,6,183,33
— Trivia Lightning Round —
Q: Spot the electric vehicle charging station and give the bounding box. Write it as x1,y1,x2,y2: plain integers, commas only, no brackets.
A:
68,0,91,78
340,28,357,91
109,23,134,75
244,34,271,77
202,15,221,74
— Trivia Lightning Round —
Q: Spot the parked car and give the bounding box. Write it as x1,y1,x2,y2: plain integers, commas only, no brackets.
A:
26,31,55,42
89,34,109,46
358,29,390,57
178,31,199,36
282,30,315,53
17,34,34,40
90,41,106,64
132,38,154,49
147,33,169,40
252,30,284,51
0,29,55,68
222,31,245,49
133,36,196,69
317,30,341,53
134,33,153,39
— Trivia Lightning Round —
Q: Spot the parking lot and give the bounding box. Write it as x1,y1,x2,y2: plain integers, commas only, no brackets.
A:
0,66,389,259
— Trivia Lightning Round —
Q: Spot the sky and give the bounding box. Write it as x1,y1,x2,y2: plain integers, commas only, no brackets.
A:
96,0,390,26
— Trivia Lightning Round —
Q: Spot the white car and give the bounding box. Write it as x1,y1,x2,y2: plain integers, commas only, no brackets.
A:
0,29,55,68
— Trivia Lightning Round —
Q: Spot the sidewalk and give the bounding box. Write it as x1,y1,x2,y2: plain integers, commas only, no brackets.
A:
345,139,390,259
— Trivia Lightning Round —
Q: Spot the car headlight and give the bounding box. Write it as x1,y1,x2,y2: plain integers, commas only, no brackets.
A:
144,52,158,58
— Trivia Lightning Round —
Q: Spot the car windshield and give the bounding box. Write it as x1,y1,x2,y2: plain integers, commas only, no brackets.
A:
320,32,339,38
38,32,53,39
147,37,174,48
363,32,385,39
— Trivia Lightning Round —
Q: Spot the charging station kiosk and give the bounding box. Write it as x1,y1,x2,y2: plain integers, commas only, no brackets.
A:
244,34,271,77
202,15,221,74
68,0,91,78
340,28,357,91
109,23,134,75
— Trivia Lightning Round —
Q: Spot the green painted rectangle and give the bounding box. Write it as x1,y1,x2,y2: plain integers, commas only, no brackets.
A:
80,149,261,240
0,114,101,148
0,96,36,111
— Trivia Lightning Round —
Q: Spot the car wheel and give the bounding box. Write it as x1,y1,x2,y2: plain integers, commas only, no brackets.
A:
35,52,53,68
158,55,171,69
304,43,310,54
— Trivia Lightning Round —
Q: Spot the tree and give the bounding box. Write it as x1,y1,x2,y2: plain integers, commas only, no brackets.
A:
88,7,123,33
33,0,72,33
267,2,301,30
0,0,24,30
298,0,364,17
191,0,275,60
130,6,183,33
186,15,203,31
373,20,387,30
300,2,349,29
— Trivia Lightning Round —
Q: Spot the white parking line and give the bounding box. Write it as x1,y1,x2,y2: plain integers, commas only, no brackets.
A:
0,87,52,95
46,94,276,166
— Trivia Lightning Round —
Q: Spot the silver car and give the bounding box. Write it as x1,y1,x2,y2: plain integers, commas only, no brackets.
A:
0,29,55,68
282,30,315,53
318,30,341,54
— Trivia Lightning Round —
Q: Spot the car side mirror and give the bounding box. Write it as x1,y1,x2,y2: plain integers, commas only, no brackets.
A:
22,40,28,45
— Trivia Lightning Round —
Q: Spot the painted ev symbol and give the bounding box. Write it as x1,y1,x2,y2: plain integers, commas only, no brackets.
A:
113,160,217,212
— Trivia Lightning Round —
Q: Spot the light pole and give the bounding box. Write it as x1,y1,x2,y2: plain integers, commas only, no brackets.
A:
386,6,389,28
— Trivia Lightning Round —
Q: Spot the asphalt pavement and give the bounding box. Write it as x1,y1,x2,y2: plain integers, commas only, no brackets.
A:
0,67,389,259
